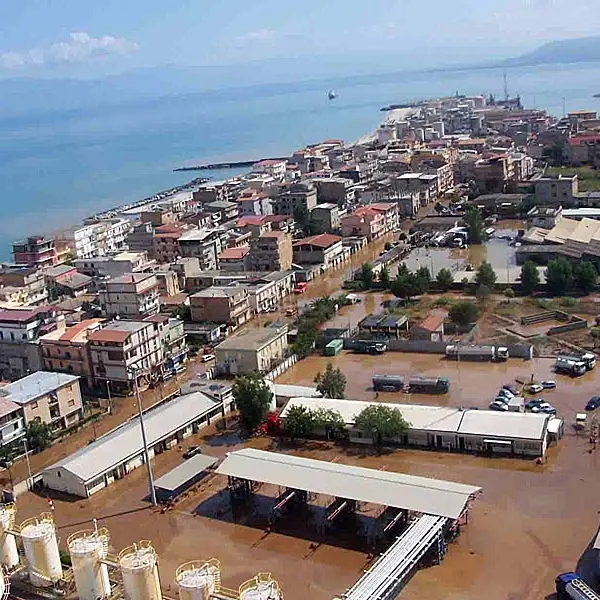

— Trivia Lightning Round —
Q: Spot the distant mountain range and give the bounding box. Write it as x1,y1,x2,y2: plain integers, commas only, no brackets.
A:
502,35,600,67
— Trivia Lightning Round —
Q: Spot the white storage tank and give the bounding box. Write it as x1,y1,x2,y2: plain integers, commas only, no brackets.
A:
0,503,18,569
176,559,220,600
239,573,282,600
19,513,63,587
119,541,162,600
68,527,111,600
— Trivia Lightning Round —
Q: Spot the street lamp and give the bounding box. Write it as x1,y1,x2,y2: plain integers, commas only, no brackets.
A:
129,367,157,506
23,439,33,492
106,381,112,415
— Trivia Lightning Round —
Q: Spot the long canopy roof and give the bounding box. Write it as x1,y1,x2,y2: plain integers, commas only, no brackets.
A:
216,449,481,519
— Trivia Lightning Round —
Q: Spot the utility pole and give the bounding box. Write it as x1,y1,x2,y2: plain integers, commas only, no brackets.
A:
106,381,112,415
23,439,33,492
503,71,509,103
131,369,157,506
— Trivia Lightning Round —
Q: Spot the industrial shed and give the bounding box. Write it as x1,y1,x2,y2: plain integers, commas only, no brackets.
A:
154,454,218,502
280,398,559,458
42,392,228,498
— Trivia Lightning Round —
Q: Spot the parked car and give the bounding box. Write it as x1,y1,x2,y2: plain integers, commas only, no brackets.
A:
526,398,544,410
531,402,556,415
183,446,202,459
494,395,511,405
585,396,600,411
497,389,515,399
490,400,509,411
528,383,544,394
502,384,518,394
541,380,556,389
201,354,215,363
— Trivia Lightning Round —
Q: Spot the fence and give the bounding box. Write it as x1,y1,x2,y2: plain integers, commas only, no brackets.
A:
266,355,298,380
547,320,588,336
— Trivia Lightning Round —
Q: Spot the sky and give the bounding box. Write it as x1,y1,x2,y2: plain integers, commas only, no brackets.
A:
0,0,599,78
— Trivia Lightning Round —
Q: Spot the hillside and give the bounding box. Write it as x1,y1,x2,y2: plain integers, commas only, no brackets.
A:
504,35,600,67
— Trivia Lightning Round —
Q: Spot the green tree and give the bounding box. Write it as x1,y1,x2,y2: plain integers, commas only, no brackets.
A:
171,305,191,322
391,273,425,301
360,263,374,290
232,373,273,432
448,301,479,326
312,408,346,438
476,284,491,299
397,263,410,278
574,261,597,295
464,205,485,244
504,287,515,302
546,257,573,296
314,362,347,398
354,405,411,448
475,261,497,288
436,268,454,292
415,266,431,290
26,422,53,452
293,205,311,234
590,327,600,348
284,405,315,439
520,261,540,295
379,267,391,289
384,242,393,251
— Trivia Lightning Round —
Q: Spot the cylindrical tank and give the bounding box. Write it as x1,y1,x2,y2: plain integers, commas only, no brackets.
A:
68,528,111,600
176,559,220,600
119,541,162,600
19,513,63,587
0,503,18,569
239,573,281,600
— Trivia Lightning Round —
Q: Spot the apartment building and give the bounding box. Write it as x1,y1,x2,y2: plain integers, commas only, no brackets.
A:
178,228,228,270
262,214,295,234
0,267,48,306
143,315,188,376
12,236,59,268
74,251,154,279
2,371,83,431
218,246,250,272
215,325,289,375
0,306,61,380
292,234,345,267
70,218,132,259
190,287,252,329
126,223,155,256
88,321,164,393
39,319,104,389
253,159,287,180
248,232,294,271
311,203,340,231
99,273,160,319
340,207,385,241
0,397,26,448
273,182,317,216
153,224,187,264
369,203,401,233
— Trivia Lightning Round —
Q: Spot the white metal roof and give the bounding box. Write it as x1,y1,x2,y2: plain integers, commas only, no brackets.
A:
154,454,218,493
271,384,322,399
3,371,80,406
281,398,464,433
457,410,549,440
43,393,218,484
216,448,480,519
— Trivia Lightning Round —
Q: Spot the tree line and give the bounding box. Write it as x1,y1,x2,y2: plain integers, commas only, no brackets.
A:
520,258,597,296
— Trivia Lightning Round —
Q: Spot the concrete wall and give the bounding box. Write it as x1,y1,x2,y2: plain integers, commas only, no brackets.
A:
547,320,588,336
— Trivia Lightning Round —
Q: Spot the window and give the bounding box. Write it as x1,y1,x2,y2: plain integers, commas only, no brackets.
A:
30,401,38,410
68,399,75,407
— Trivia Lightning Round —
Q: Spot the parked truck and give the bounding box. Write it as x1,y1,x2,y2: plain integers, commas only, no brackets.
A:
558,351,596,371
408,376,450,394
353,340,388,355
445,344,509,362
556,573,600,600
555,356,587,377
372,375,404,392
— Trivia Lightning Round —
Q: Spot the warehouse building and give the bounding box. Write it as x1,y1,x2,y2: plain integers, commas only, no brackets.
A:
42,392,231,498
281,398,560,458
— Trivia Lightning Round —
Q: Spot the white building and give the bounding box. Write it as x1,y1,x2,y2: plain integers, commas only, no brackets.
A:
72,219,132,259
0,396,26,447
281,398,559,458
41,392,230,497
99,273,160,319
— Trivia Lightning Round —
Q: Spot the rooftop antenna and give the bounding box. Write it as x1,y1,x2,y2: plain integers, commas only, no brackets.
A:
503,71,509,102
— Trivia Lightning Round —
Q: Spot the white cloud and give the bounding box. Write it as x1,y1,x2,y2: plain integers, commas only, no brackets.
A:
0,32,139,70
235,28,277,44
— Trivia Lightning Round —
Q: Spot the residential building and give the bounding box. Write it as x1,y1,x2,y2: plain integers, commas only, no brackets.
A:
340,207,385,240
215,325,289,375
178,228,228,270
69,218,131,259
143,315,188,377
152,224,187,264
154,269,180,297
369,203,400,233
262,215,295,234
39,319,104,389
190,287,252,329
292,234,345,267
0,306,61,380
0,267,48,306
126,223,155,256
99,273,160,319
273,182,318,216
0,396,26,448
236,216,272,240
527,206,564,230
2,371,83,431
193,183,232,205
314,177,355,205
88,321,164,394
205,200,239,223
140,209,176,227
311,203,341,231
12,236,58,268
235,188,270,216
535,175,579,207
411,314,446,342
248,232,294,271
253,159,287,180
396,172,438,204
44,265,91,299
74,251,154,279
218,246,250,272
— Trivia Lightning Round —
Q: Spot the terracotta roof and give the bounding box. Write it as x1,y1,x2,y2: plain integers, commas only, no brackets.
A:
237,216,265,227
88,329,131,343
219,246,249,260
160,293,189,306
417,314,445,332
370,203,397,212
61,319,103,342
0,306,49,323
260,231,286,239
263,215,290,223
293,233,342,249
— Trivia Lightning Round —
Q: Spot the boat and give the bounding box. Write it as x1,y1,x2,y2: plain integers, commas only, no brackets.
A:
594,94,600,98
327,89,337,100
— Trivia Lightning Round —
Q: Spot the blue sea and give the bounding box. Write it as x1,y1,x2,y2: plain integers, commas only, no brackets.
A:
2,60,600,260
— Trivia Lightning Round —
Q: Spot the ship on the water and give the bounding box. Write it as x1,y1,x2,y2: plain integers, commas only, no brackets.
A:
328,89,338,100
